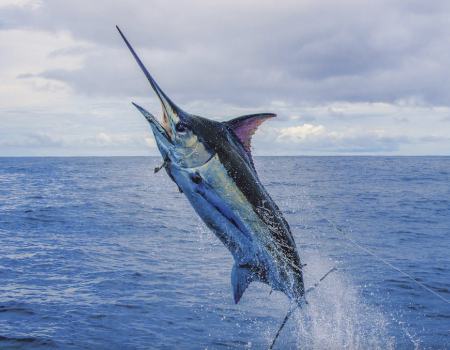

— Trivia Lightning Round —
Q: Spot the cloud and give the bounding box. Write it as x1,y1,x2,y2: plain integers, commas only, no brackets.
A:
74,133,120,148
258,124,416,153
0,132,154,150
3,0,450,107
1,0,450,156
6,132,65,148
393,117,409,123
328,108,346,120
0,0,42,10
277,124,325,142
290,114,317,122
418,135,449,143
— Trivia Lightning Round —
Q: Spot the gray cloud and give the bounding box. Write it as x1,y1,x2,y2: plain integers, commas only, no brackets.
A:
418,135,449,142
0,131,152,151
4,0,450,108
47,45,94,58
393,117,409,123
8,132,65,148
291,114,317,122
328,108,346,120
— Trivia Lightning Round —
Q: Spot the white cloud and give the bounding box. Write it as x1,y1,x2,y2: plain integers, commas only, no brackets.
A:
277,124,325,142
0,0,42,9
290,115,317,122
253,123,447,154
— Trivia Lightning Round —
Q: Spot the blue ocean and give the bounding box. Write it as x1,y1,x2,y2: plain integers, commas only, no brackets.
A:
0,156,448,349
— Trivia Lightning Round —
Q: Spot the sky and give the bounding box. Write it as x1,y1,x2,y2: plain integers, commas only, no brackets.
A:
1,0,450,156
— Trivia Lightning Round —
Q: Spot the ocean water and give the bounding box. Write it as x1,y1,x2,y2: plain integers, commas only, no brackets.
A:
0,156,448,349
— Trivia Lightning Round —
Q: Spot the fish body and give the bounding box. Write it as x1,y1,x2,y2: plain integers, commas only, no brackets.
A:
117,27,304,306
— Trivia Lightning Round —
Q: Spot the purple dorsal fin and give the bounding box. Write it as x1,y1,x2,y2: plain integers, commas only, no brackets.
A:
224,113,276,168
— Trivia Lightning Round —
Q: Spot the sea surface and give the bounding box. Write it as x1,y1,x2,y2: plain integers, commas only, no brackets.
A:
0,156,449,349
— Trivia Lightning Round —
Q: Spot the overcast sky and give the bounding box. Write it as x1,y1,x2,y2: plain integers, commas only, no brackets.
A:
1,0,450,156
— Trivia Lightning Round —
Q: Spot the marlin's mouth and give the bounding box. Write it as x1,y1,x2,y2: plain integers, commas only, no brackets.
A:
132,102,172,144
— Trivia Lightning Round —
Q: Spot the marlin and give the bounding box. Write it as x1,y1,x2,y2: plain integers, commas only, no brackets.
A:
117,26,305,348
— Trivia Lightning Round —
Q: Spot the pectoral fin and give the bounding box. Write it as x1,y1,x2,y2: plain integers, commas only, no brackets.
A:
231,263,253,304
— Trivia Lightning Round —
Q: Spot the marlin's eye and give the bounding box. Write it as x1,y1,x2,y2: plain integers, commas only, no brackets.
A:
175,121,188,133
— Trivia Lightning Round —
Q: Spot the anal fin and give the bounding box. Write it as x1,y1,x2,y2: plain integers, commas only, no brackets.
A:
231,263,253,304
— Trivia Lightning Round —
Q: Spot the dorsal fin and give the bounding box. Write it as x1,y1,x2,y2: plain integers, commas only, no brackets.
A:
231,263,253,304
224,113,276,168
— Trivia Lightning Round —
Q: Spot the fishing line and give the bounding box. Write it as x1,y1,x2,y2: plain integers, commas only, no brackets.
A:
269,308,294,350
311,206,450,306
265,166,450,306
269,266,338,349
